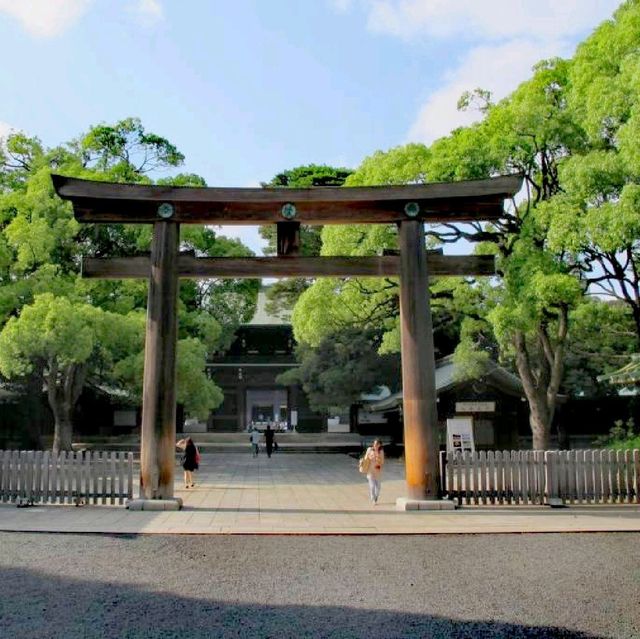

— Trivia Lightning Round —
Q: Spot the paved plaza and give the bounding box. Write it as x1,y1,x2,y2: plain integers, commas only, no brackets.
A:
0,453,639,535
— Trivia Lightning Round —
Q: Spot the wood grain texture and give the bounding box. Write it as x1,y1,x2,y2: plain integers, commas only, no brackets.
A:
139,221,179,500
52,174,522,225
398,220,440,500
81,254,495,279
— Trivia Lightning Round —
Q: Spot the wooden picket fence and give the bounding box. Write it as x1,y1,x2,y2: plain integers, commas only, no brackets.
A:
0,450,134,505
440,449,640,506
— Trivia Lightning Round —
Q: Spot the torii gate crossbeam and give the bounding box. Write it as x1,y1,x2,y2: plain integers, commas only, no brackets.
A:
53,174,521,508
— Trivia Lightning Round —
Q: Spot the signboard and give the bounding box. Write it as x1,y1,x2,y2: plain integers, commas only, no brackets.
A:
290,410,298,427
455,401,495,413
447,417,475,455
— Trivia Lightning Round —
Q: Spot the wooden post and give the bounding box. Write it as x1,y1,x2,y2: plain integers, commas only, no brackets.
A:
398,220,439,500
277,222,301,256
140,221,179,499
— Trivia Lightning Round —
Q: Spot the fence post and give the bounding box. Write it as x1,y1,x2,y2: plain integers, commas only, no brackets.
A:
127,452,134,500
546,451,557,504
634,449,640,504
1,450,9,502
439,450,446,499
486,451,495,504
478,450,488,505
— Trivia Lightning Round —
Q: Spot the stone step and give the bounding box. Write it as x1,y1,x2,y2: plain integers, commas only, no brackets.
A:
70,432,394,454
182,432,363,443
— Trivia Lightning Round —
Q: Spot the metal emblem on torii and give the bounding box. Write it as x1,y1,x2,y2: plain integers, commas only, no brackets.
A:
53,173,521,509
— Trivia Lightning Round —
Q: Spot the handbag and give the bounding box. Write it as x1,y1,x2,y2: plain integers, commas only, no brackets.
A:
358,454,371,474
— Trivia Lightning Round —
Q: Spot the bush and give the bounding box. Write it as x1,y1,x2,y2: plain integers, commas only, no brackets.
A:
594,418,640,448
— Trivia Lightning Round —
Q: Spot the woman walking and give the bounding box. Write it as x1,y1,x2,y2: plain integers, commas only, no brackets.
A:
177,437,199,488
364,439,385,504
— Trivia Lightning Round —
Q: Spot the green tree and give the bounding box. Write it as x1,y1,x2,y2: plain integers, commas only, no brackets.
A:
0,119,258,449
541,0,640,344
69,116,185,181
562,299,637,396
0,294,143,454
277,328,400,414
295,54,591,449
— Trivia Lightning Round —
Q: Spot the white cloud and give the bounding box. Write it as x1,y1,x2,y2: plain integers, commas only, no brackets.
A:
332,1,621,145
367,0,620,41
407,39,565,144
382,0,620,144
130,0,164,26
0,0,92,38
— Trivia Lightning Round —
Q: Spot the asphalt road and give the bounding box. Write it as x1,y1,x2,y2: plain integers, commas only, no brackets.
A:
0,532,638,638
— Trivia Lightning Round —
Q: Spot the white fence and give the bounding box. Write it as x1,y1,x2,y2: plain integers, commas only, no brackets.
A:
0,450,134,505
440,449,640,506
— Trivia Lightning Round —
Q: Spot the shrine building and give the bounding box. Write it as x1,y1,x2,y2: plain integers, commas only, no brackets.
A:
206,289,324,433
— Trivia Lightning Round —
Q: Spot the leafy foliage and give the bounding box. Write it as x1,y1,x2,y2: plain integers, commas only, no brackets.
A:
277,328,400,413
594,418,640,449
0,118,258,449
563,300,637,396
291,13,640,448
541,1,640,343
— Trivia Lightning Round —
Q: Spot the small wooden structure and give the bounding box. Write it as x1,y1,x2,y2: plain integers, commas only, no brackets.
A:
53,174,521,503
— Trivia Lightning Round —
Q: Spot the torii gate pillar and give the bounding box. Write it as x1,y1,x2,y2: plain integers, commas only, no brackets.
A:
398,220,440,502
139,221,180,500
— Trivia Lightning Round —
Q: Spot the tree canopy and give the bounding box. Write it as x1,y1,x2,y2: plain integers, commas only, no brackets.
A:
0,118,258,451
277,328,400,414
290,2,640,449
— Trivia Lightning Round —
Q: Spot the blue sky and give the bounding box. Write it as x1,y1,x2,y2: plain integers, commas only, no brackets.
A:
0,0,622,253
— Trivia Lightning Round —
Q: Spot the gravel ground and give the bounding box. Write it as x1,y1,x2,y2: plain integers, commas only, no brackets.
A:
0,532,638,638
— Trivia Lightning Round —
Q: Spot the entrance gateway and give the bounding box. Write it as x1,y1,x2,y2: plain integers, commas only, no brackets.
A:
53,174,521,507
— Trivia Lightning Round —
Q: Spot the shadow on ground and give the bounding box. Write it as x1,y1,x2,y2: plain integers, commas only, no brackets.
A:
0,566,602,639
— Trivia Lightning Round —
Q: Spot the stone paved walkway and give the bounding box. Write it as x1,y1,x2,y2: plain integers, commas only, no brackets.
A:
1,453,639,535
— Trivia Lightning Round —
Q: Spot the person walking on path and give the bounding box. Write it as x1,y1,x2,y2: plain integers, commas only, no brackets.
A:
364,439,385,504
250,428,261,457
264,425,276,458
177,437,199,488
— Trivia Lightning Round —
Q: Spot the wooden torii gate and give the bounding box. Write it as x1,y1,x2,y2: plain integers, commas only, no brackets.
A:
53,174,521,509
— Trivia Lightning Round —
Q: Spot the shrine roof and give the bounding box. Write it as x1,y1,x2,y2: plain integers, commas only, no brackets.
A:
367,356,525,412
597,355,640,387
245,289,291,326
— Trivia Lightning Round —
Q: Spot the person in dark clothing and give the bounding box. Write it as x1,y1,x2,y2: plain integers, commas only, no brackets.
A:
177,437,199,488
264,425,276,458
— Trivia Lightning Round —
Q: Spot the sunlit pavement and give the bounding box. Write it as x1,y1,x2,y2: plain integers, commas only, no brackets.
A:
1,452,639,535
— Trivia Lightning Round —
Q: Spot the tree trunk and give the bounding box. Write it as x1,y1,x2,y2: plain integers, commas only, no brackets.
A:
47,360,87,455
51,412,74,457
513,309,568,451
529,409,551,450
